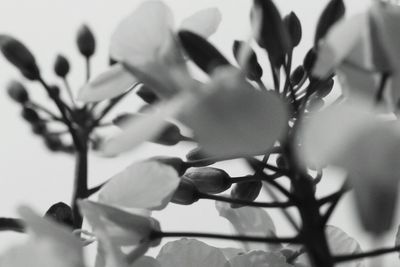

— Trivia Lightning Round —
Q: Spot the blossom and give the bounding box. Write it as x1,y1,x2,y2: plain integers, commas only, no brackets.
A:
312,1,400,108
78,0,221,102
0,206,84,267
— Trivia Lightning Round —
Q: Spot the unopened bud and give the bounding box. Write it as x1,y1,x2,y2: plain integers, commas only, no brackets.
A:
49,85,60,98
186,147,216,166
0,35,40,80
290,66,306,86
184,167,232,194
171,177,200,205
45,202,74,228
7,80,29,103
31,120,47,135
230,180,262,208
303,48,317,75
315,78,334,98
44,135,63,151
21,107,40,123
283,12,302,48
276,155,288,169
136,85,159,104
54,54,70,78
150,156,188,176
76,25,96,58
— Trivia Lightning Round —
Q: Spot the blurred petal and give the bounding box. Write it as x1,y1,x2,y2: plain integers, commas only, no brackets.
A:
180,67,288,158
216,200,280,251
98,161,180,210
110,0,174,66
229,250,292,267
313,14,368,78
101,94,188,155
132,256,161,267
156,239,228,267
180,8,222,38
77,63,137,102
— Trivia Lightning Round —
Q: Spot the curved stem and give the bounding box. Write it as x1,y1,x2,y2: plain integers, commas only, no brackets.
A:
333,245,400,263
0,218,25,232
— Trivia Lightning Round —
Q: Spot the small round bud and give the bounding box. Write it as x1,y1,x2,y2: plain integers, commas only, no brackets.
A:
136,85,159,104
21,107,40,123
156,123,184,146
149,156,188,176
184,167,232,194
186,147,216,166
290,66,306,86
7,80,29,103
171,177,200,205
276,155,287,169
315,78,334,98
76,25,96,58
45,202,74,228
49,85,60,98
303,48,317,75
54,54,70,77
44,135,63,151
31,120,47,135
0,35,40,80
230,180,262,208
283,12,302,48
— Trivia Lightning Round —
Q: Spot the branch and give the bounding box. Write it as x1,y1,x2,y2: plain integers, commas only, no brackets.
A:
333,245,400,263
154,231,301,244
0,218,25,233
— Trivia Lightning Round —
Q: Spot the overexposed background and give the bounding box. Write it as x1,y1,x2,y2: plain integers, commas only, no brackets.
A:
1,0,398,265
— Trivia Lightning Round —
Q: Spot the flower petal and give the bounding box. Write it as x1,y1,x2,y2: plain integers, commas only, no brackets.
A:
216,200,280,252
101,94,188,156
156,239,228,267
110,0,174,66
180,8,222,38
179,67,288,158
229,250,292,267
313,13,368,78
99,161,180,210
131,256,161,267
77,63,137,102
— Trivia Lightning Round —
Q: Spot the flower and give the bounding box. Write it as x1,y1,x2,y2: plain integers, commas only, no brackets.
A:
0,206,84,267
78,0,221,102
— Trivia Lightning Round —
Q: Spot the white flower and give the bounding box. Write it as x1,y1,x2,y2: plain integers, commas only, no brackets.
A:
78,0,221,102
0,206,84,267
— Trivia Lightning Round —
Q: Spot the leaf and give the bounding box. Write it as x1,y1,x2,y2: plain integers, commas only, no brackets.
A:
312,13,368,78
252,0,291,67
216,200,280,252
284,12,302,48
314,0,345,45
156,239,228,267
179,67,288,158
178,30,230,74
77,63,137,102
232,40,263,81
98,161,180,210
110,0,174,66
229,250,292,267
180,8,222,38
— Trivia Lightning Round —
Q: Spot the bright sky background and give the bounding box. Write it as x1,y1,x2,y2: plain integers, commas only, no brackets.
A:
0,0,398,265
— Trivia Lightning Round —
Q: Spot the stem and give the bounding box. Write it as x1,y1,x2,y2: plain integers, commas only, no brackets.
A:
375,72,390,104
154,231,300,244
86,57,91,82
199,192,295,208
28,102,64,122
63,78,77,108
71,134,89,228
333,245,400,263
0,218,25,232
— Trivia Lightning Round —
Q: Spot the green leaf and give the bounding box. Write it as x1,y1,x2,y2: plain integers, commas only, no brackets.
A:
314,0,345,46
178,30,230,74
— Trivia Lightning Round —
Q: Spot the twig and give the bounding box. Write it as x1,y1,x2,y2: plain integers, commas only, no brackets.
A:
333,245,400,263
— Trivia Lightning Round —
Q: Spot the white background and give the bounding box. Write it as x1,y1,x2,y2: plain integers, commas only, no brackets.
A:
0,0,398,265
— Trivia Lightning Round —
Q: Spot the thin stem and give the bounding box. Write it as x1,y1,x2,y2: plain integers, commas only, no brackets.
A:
63,78,77,108
87,181,107,196
333,245,400,263
320,183,349,224
0,218,25,232
269,58,280,93
284,62,299,112
375,72,390,104
86,57,91,82
154,231,300,244
199,192,295,208
28,102,63,122
230,175,261,183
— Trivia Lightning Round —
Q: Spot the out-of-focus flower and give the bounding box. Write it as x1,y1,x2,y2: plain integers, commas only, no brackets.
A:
0,206,84,267
79,200,161,267
312,1,400,109
298,98,400,234
78,0,221,102
98,161,180,210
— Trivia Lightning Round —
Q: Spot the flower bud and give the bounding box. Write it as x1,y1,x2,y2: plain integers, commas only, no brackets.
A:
136,85,159,104
0,35,40,80
44,135,63,151
21,107,40,123
149,156,188,176
186,147,216,166
230,180,262,208
54,54,70,78
276,155,287,169
171,177,200,205
283,12,302,48
49,85,60,98
290,66,306,86
7,80,29,103
76,25,96,58
303,48,317,75
315,78,334,98
184,167,232,194
45,202,74,228
314,0,345,46
31,120,47,135
232,40,263,81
